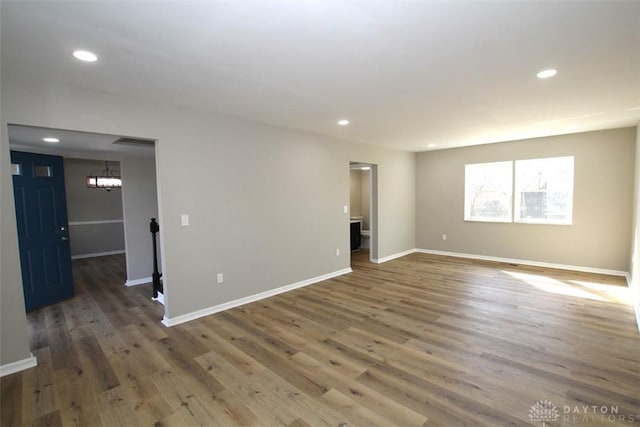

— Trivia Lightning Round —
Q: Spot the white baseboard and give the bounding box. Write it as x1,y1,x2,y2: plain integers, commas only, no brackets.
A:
152,292,165,305
415,248,628,277
125,277,152,287
0,353,37,377
629,275,640,334
162,267,352,327
634,300,640,335
372,249,416,264
72,250,125,260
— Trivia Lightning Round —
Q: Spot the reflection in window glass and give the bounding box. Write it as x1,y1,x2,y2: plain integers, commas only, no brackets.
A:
11,163,22,176
34,165,52,177
464,161,513,222
515,156,574,224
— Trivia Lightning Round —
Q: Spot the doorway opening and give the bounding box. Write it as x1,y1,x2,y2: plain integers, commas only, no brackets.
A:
349,162,377,268
7,124,164,319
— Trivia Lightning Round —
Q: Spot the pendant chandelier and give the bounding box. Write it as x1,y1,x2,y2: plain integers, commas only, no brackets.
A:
86,161,122,191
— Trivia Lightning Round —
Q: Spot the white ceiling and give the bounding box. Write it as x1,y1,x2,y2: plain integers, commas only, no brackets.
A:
8,125,155,159
2,1,639,152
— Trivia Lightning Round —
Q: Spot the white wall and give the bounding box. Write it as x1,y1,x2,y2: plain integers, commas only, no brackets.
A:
1,73,415,342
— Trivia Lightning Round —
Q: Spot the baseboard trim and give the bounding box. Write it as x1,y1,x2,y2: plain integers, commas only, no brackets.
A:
415,248,628,277
634,299,640,335
622,274,640,334
72,250,125,260
125,277,152,287
152,292,165,305
372,249,416,264
162,267,352,327
0,353,37,377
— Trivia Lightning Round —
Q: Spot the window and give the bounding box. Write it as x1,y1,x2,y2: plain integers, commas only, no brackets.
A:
515,156,573,224
34,165,52,177
464,156,574,225
464,161,513,222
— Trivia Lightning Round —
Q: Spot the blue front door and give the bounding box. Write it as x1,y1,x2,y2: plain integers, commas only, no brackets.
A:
11,151,74,311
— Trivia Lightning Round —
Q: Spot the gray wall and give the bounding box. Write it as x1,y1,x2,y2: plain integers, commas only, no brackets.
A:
0,3,33,366
64,158,125,257
68,222,125,257
630,123,640,321
361,170,371,230
416,127,636,271
0,72,415,336
349,169,371,230
121,157,159,283
349,169,362,217
0,112,33,367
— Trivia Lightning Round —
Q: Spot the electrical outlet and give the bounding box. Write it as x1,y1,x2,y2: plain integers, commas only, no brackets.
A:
442,234,447,241
336,248,340,256
217,273,223,284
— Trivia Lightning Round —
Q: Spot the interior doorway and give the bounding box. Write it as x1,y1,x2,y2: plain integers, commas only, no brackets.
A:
7,124,164,316
349,162,377,266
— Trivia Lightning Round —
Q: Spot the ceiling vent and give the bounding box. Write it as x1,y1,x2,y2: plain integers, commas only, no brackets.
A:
112,137,155,147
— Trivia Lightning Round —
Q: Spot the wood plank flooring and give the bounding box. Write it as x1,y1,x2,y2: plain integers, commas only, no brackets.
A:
1,251,639,426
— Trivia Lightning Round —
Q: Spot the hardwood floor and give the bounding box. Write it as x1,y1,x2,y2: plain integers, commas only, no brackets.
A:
1,251,639,426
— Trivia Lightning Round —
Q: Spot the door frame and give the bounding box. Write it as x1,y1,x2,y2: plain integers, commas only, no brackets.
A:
349,161,378,262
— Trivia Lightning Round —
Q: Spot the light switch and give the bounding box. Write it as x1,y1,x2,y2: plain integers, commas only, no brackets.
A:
343,205,348,214
181,214,189,226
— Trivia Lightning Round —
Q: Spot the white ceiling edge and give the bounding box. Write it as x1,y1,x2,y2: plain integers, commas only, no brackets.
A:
422,122,640,153
2,71,637,156
2,1,637,153
7,123,156,160
8,143,147,162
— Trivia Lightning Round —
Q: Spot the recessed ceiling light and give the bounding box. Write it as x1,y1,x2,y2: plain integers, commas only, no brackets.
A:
536,69,557,79
73,50,98,62
43,137,60,143
338,119,350,126
427,143,437,148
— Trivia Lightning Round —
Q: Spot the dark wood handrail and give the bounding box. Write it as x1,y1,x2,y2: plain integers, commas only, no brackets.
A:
150,218,163,298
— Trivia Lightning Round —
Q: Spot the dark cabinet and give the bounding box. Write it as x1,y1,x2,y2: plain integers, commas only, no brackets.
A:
350,221,361,251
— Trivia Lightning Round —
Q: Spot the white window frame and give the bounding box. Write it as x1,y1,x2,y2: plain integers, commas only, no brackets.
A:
514,156,574,225
464,161,513,223
464,156,575,225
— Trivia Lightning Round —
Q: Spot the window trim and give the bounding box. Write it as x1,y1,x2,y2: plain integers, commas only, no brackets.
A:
513,156,574,225
464,160,513,223
464,156,574,225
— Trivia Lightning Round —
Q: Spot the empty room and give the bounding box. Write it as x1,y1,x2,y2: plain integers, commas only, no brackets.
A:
1,1,639,426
